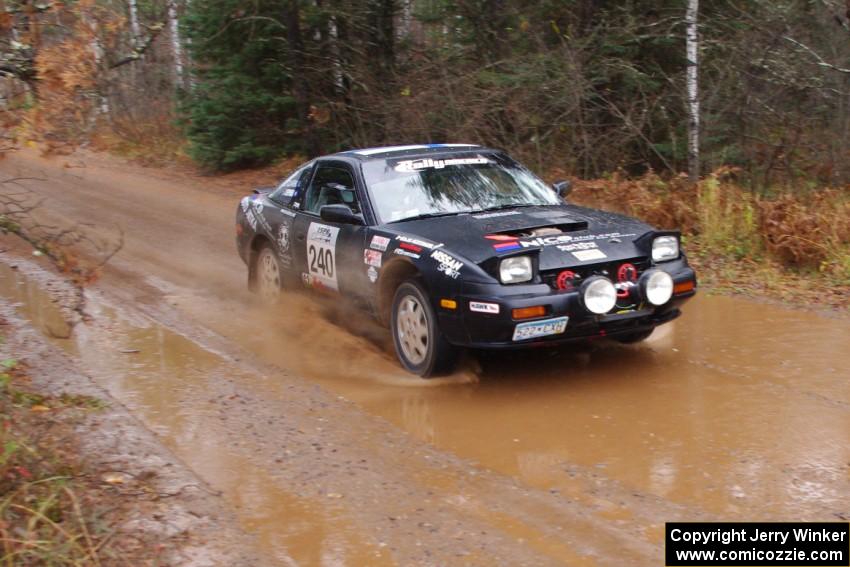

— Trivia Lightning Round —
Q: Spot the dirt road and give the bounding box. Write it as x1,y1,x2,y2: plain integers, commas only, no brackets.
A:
2,149,849,565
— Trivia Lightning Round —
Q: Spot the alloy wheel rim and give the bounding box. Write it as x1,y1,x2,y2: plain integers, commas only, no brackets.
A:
396,295,429,365
258,249,280,299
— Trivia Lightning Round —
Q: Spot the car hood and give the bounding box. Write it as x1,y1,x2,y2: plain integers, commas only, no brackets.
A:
383,204,655,269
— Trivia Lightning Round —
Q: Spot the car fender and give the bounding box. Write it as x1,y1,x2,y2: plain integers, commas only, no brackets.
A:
369,231,493,325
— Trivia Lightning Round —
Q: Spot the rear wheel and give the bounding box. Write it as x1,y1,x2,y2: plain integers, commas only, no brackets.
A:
391,281,458,377
255,244,282,300
614,328,654,344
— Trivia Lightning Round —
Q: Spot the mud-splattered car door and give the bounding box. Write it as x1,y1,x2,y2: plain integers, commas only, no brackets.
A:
290,160,368,295
263,162,315,281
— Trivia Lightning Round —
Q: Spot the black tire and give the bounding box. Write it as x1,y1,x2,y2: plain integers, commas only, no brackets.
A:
614,328,655,344
253,243,284,300
391,281,459,377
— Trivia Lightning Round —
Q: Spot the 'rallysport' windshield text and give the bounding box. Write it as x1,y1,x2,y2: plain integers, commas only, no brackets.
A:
362,152,560,224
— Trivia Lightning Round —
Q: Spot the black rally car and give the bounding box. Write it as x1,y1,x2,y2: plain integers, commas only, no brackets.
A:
236,144,697,377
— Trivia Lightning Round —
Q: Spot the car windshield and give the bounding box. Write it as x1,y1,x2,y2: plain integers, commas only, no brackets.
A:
362,152,561,223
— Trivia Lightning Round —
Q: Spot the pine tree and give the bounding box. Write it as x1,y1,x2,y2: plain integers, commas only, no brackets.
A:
181,0,303,170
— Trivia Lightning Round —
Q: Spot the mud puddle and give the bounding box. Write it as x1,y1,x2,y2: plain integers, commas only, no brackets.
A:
0,263,391,566
179,289,850,522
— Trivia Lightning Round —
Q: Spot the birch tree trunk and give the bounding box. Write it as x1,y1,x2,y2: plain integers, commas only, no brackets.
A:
128,0,141,44
168,0,184,89
686,0,700,182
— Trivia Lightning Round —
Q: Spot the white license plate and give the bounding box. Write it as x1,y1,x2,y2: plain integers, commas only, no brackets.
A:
512,316,569,341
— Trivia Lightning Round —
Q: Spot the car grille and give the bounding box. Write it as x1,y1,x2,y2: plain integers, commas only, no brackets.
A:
541,257,651,291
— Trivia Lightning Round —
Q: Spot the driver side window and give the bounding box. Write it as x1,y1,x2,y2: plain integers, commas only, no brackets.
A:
303,165,360,215
270,161,313,204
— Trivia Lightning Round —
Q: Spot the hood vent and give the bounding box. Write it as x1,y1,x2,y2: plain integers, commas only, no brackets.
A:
491,221,588,239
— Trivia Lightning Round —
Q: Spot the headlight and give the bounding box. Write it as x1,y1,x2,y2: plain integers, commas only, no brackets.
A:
652,235,679,262
581,276,617,314
499,256,533,284
642,270,674,306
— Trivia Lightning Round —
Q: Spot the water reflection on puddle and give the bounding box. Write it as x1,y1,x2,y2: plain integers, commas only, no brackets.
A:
0,263,391,566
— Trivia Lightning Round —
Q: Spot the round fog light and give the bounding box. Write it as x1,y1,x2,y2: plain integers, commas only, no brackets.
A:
582,277,617,315
643,270,674,306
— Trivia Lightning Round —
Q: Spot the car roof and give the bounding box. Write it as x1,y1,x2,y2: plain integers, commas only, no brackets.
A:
332,144,493,161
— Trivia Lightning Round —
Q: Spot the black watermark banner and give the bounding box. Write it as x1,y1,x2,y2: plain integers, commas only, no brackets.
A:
666,523,849,566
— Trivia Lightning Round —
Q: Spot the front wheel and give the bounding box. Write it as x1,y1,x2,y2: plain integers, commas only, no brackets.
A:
391,281,458,378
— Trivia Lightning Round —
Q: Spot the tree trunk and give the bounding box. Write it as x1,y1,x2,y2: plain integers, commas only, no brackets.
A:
168,0,184,89
128,0,141,43
686,0,700,182
285,0,318,155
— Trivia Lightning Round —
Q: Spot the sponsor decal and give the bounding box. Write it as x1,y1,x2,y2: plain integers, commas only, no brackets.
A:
393,248,420,259
306,223,340,291
493,241,522,252
556,241,598,252
283,188,295,197
245,208,258,231
431,250,462,279
280,208,296,217
486,234,522,252
370,235,390,252
394,157,490,172
256,210,272,233
277,223,292,266
253,200,264,215
364,249,383,268
520,234,575,248
572,249,607,261
367,266,378,283
469,301,500,314
395,235,440,250
473,210,522,219
489,231,637,252
277,224,290,253
574,231,635,242
399,242,422,253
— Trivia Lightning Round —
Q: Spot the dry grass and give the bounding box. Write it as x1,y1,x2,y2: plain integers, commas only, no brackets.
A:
90,112,187,167
564,169,850,310
0,360,105,565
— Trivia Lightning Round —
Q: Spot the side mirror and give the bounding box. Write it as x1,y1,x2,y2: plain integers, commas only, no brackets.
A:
552,180,572,199
320,204,364,225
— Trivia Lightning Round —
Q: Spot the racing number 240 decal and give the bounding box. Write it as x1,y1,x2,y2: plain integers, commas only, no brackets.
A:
306,223,340,291
309,245,333,277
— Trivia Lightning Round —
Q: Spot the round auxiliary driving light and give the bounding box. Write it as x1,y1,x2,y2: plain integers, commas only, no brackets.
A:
641,270,674,306
581,276,617,315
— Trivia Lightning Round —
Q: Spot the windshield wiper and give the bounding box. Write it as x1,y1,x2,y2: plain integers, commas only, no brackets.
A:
387,211,465,223
473,203,540,213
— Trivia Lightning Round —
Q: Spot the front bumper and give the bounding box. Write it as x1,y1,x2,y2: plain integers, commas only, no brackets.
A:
436,259,696,349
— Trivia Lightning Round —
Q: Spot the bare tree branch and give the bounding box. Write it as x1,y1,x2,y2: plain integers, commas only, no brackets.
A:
108,23,166,69
1,181,123,284
783,36,850,74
